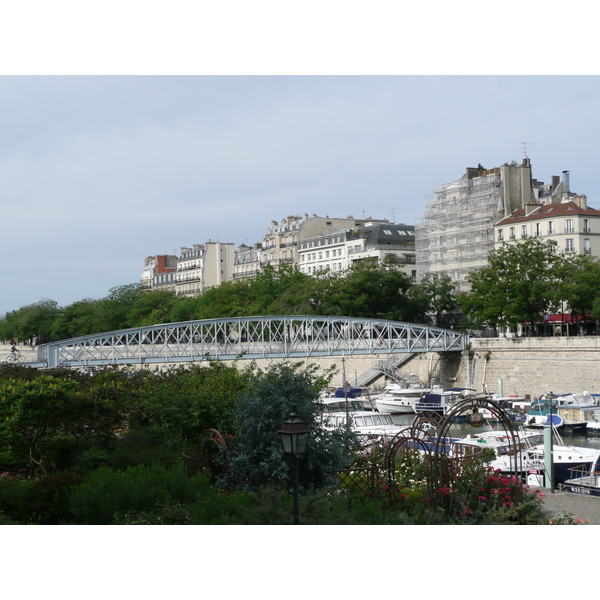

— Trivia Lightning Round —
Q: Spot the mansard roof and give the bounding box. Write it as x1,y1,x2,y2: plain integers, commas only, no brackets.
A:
495,201,600,226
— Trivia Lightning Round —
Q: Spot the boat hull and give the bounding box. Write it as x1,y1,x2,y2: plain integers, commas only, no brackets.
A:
375,399,419,414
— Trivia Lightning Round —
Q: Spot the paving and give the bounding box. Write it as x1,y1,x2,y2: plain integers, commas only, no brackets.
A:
531,486,600,524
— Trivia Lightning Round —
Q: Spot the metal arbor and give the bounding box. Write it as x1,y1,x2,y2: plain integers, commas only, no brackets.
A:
382,396,523,509
37,315,467,368
430,396,523,506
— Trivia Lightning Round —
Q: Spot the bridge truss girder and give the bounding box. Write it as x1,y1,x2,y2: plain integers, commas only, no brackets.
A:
37,315,468,368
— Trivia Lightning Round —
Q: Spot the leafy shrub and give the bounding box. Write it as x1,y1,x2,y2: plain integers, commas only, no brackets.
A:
68,461,205,524
0,470,85,524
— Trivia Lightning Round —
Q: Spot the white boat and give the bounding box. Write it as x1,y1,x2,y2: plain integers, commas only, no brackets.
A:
319,396,372,414
373,383,434,414
413,388,474,417
457,427,600,486
321,410,411,445
554,392,600,432
479,394,529,421
561,456,600,496
526,393,590,431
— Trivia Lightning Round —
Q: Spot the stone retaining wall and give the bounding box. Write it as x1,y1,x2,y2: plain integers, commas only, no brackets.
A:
455,337,600,398
4,338,599,399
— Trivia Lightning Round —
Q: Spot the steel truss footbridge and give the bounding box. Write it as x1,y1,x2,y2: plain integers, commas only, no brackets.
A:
37,315,468,369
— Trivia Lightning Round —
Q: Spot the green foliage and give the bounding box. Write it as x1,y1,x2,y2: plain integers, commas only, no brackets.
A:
223,361,357,493
0,375,78,474
409,272,459,326
124,289,179,327
68,461,206,524
0,299,61,343
135,362,252,443
49,298,102,339
320,259,417,321
458,238,561,331
0,470,86,524
555,253,600,324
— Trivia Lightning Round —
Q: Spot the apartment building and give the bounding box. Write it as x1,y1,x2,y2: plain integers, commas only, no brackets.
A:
232,214,392,280
175,241,236,297
140,254,178,290
495,194,600,256
415,158,565,292
297,222,416,279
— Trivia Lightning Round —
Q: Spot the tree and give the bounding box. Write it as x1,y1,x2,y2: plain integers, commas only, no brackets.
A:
321,258,417,321
50,298,101,340
95,284,143,331
126,290,179,328
0,299,61,343
222,362,356,493
555,253,600,333
135,362,252,443
409,272,459,326
458,238,560,333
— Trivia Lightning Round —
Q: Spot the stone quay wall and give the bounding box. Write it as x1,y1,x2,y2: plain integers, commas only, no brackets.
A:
6,338,600,400
239,337,600,399
455,337,600,398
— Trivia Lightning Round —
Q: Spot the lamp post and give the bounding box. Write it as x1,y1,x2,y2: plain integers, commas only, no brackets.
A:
544,392,557,493
278,407,311,525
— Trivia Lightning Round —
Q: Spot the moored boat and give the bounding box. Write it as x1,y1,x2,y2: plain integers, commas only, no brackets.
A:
525,394,588,432
560,455,600,496
373,383,433,414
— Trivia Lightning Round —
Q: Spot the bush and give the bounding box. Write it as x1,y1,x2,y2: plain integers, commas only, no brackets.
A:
68,461,206,524
0,470,86,524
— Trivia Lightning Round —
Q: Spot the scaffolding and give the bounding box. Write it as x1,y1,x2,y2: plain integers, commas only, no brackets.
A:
416,166,521,292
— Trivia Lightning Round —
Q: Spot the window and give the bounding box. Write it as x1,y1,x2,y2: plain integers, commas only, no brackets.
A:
566,239,575,252
565,218,574,233
548,221,554,234
497,229,504,241
509,227,515,238
584,239,591,254
521,225,527,238
584,219,591,233
535,223,542,236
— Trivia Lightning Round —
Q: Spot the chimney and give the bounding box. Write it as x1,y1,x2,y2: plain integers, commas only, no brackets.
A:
551,175,560,192
562,171,570,195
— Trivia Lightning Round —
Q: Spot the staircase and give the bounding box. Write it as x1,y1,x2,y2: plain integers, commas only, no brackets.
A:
356,353,424,387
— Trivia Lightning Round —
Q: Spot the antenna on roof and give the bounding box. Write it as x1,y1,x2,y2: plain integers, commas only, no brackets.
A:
522,141,532,159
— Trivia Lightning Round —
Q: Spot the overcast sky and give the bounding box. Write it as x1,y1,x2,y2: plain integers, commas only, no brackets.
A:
2,5,599,316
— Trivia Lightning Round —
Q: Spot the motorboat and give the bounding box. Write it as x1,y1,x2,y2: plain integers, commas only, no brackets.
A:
554,392,600,432
321,410,411,445
319,396,372,414
478,394,529,421
526,394,589,432
456,426,600,486
560,454,600,496
373,383,433,414
319,386,375,411
414,388,474,418
525,442,600,485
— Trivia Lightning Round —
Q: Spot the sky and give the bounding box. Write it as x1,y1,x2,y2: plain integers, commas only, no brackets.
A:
1,3,599,320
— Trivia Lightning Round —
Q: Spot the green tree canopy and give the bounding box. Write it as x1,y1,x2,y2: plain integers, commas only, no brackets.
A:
409,272,459,327
223,362,356,492
458,238,561,331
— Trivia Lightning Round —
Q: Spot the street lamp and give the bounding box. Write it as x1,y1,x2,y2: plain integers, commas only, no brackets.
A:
544,392,557,493
278,407,311,525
